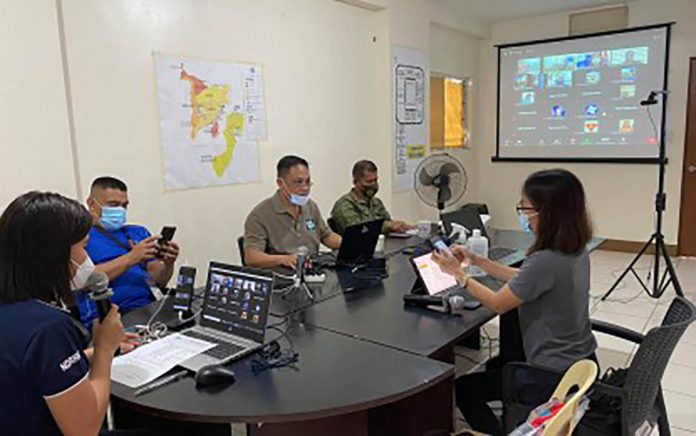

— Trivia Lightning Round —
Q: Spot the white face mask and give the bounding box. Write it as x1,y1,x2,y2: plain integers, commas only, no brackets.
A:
70,256,95,291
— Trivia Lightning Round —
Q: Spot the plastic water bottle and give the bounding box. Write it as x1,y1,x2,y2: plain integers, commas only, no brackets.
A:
467,229,488,277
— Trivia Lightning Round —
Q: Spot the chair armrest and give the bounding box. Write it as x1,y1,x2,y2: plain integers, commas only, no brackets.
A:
591,319,645,344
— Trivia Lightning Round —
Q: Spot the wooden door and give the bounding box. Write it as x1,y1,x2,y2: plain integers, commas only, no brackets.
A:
678,58,696,256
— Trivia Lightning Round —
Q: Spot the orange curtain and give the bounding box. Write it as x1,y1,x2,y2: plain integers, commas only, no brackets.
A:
429,76,444,149
444,78,466,148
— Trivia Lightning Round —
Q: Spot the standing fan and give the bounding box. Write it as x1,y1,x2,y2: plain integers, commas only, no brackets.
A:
414,153,467,211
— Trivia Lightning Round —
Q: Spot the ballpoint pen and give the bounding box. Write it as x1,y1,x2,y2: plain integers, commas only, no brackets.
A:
134,369,189,396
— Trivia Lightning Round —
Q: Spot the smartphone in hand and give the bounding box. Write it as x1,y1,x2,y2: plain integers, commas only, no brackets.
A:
159,226,176,246
429,235,452,254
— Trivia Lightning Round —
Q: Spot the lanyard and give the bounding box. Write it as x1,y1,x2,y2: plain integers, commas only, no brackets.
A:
95,227,148,271
96,227,132,251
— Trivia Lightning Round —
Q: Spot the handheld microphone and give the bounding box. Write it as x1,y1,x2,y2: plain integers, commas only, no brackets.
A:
295,246,309,284
403,293,471,312
85,271,113,321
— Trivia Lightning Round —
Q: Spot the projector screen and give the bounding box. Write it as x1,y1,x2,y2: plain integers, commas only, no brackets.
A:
495,24,671,163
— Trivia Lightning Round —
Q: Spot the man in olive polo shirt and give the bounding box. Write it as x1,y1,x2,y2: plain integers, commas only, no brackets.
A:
244,155,342,270
330,160,413,236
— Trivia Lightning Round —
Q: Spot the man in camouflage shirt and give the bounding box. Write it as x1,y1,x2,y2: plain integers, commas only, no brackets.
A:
330,160,413,236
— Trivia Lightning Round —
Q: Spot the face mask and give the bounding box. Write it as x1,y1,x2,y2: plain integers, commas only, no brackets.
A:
289,193,310,207
100,206,127,231
362,183,379,199
70,256,95,291
281,179,310,207
517,211,535,233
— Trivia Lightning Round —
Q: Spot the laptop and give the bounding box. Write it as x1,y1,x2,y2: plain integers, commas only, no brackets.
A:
410,252,481,309
440,208,525,266
179,262,273,372
335,219,384,267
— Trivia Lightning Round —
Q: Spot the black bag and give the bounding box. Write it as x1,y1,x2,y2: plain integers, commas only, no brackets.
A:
575,367,628,435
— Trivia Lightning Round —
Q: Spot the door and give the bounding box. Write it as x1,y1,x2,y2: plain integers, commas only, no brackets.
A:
678,58,696,256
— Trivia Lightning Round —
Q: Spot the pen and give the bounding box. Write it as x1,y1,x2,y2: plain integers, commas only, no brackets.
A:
134,369,189,396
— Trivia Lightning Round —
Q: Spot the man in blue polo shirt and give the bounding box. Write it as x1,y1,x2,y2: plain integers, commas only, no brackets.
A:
76,177,180,325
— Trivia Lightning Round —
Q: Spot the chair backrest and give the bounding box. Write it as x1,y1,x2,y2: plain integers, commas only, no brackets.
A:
621,297,696,432
327,217,339,233
237,236,246,266
542,360,598,436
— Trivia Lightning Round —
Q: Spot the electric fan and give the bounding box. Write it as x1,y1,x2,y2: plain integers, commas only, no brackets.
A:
414,153,467,211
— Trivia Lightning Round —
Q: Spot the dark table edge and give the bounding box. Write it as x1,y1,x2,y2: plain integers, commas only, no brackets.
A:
112,364,454,425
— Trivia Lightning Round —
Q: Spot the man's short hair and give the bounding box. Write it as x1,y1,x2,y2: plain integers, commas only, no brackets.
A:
91,176,128,192
352,160,378,181
277,155,309,178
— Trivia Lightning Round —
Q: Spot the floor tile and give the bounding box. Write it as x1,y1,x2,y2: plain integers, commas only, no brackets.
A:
662,363,696,398
592,310,649,354
591,250,655,267
668,342,696,369
594,298,659,319
596,347,632,370
664,390,696,431
671,428,696,435
591,282,657,305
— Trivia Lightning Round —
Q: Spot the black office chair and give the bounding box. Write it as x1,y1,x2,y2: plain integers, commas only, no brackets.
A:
237,236,246,266
327,217,339,234
501,296,696,436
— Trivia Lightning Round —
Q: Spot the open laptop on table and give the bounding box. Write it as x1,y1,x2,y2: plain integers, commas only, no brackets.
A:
179,262,273,372
334,219,384,267
441,208,525,266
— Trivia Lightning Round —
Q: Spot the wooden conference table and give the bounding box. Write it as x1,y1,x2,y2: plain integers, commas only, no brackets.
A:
110,230,602,435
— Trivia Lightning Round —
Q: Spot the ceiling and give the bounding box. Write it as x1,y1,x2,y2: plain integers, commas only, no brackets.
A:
429,0,631,24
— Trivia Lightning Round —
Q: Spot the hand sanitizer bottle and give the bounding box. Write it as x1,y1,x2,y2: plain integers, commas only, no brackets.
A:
467,229,488,277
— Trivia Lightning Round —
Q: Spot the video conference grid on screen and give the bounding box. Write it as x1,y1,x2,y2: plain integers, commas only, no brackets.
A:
202,268,271,342
497,26,669,160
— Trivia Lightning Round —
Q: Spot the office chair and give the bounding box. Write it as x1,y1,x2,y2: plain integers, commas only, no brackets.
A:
237,236,245,266
503,297,696,436
327,217,339,233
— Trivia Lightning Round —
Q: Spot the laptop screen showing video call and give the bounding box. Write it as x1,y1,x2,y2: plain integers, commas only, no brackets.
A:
413,253,458,296
201,264,272,344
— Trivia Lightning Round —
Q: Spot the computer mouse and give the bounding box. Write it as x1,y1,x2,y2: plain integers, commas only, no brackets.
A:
195,365,236,388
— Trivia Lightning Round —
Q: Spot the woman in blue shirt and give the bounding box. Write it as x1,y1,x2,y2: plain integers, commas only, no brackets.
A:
0,192,124,435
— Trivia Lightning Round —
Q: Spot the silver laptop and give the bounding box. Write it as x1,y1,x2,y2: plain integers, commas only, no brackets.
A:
180,262,273,372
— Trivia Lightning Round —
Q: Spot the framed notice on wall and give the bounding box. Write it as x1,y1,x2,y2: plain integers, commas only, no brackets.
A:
392,46,428,192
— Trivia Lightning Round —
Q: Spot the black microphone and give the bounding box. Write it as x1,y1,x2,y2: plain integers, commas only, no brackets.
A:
640,90,669,106
295,246,309,284
85,271,113,321
403,293,469,312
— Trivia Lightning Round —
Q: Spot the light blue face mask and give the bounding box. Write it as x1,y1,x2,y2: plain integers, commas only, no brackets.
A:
517,211,533,233
100,206,127,231
289,193,310,207
281,179,310,207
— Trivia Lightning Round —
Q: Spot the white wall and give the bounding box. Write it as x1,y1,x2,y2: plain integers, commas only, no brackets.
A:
474,0,696,243
380,1,482,223
52,0,387,278
0,0,77,207
3,0,459,285
6,0,687,288
429,23,481,206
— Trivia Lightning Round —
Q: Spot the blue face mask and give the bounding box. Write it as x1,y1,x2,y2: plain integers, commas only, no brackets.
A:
517,211,533,233
281,179,310,207
100,206,127,231
289,193,310,207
